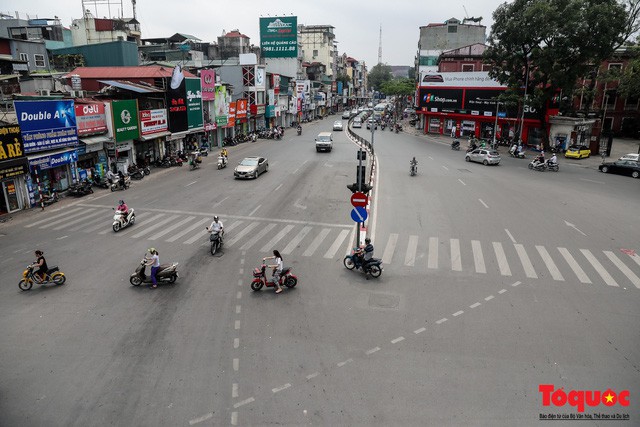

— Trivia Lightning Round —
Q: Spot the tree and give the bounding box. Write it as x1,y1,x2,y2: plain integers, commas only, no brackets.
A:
407,67,416,80
484,0,633,146
380,78,415,97
335,73,351,86
367,64,392,91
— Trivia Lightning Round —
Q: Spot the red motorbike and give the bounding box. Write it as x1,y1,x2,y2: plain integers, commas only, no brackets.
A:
250,263,298,291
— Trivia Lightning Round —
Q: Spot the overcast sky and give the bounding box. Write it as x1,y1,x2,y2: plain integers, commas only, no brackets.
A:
3,0,509,67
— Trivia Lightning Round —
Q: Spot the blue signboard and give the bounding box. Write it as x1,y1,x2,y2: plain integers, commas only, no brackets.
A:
351,206,368,223
337,81,343,95
29,149,78,171
14,100,78,154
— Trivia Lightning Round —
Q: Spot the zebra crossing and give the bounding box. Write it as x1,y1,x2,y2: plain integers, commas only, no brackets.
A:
27,206,640,290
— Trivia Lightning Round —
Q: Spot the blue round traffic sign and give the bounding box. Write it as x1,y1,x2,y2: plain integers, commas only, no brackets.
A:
351,206,368,223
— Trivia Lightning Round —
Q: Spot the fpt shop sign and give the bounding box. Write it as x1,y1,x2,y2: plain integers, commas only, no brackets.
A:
14,100,78,153
111,100,139,142
30,150,78,171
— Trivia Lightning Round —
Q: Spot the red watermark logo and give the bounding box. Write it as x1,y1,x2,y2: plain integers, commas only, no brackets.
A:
539,384,630,413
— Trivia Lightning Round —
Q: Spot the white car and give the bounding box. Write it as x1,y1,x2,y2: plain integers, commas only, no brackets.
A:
333,120,343,131
403,108,415,115
619,153,640,162
341,111,350,119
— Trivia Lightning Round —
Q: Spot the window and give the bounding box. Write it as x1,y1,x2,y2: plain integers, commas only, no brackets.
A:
19,52,28,62
34,54,46,68
608,63,622,71
482,64,492,72
448,26,457,33
461,64,474,72
313,49,318,57
624,96,639,110
419,56,438,66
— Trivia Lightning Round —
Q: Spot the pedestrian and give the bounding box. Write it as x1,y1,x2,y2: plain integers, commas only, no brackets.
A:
450,126,456,138
263,250,284,294
144,248,160,288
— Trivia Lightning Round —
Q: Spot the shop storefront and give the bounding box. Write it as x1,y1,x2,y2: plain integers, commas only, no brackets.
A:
106,99,140,173
77,134,109,175
137,108,170,164
27,148,78,206
0,125,29,214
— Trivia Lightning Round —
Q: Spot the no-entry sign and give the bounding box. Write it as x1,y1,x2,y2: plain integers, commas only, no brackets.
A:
350,192,368,207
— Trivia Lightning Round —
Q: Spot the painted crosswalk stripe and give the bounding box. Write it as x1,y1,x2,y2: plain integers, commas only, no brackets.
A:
226,222,260,247
514,244,537,278
131,215,181,239
283,226,312,255
581,249,618,287
260,225,294,253
25,207,84,228
404,235,418,266
39,209,94,229
148,216,196,240
382,233,398,265
629,253,640,268
83,216,115,233
471,240,486,274
558,247,591,284
450,238,461,271
604,251,640,289
53,209,103,230
240,223,276,251
72,214,106,232
324,229,350,259
166,218,211,243
428,237,438,269
492,242,511,276
113,213,165,236
303,228,331,257
536,245,564,281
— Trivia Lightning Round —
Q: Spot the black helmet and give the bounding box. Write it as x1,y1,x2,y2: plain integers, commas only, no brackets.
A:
119,200,124,205
365,238,371,244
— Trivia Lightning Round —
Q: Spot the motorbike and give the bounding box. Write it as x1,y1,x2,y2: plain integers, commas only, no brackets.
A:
343,248,383,278
297,127,302,136
528,158,547,171
69,180,94,197
128,165,144,180
19,264,66,290
189,158,200,170
546,160,560,172
217,155,228,169
451,140,461,151
111,176,131,191
92,176,110,189
410,162,418,176
250,262,298,291
130,257,179,286
170,156,184,167
509,145,525,158
208,231,223,255
41,189,59,206
395,124,402,133
112,207,135,232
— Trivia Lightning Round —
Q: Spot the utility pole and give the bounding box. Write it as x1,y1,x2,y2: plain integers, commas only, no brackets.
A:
377,24,382,65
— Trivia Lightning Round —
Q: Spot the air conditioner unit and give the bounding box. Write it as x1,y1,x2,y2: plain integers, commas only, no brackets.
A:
37,89,50,96
77,90,85,98
69,90,76,97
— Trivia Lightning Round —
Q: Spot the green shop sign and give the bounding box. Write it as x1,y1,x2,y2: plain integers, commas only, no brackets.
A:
111,99,139,142
260,16,297,58
186,78,203,129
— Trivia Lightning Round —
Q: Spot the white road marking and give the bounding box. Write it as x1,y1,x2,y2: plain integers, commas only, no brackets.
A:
237,279,243,286
306,372,319,380
470,302,481,308
453,310,464,317
504,229,517,244
303,228,331,257
234,320,240,330
226,222,260,247
391,337,405,344
231,412,238,426
382,233,399,265
511,281,522,287
283,226,312,255
630,253,640,268
450,238,462,271
189,412,213,425
478,199,489,209
292,167,300,174
428,237,438,269
70,215,108,232
458,179,466,186
272,383,291,393
604,251,640,288
274,183,283,191
247,205,261,216
558,247,591,283
213,196,229,207
233,397,254,409
581,249,618,287
261,225,295,253
493,242,512,276
428,156,434,160
111,213,166,236
293,199,307,210
579,178,606,184
366,347,380,355
236,305,241,314
414,327,426,334
436,318,448,325
404,235,418,266
485,295,494,301
240,223,276,251
369,152,380,242
39,209,95,229
56,235,68,240
514,244,538,278
148,216,196,240
185,181,197,187
324,229,350,259
233,358,239,371
236,291,242,299
166,218,211,243
471,240,486,274
234,338,239,349
337,358,353,367
232,383,239,398
25,207,84,228
536,246,564,281
442,165,449,171
131,215,181,239
53,210,103,230
498,289,507,294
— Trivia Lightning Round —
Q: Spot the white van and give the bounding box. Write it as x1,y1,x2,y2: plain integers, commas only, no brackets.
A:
315,132,333,152
353,118,362,128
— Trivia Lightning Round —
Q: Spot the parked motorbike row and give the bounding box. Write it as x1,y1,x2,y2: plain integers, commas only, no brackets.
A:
529,158,560,172
128,164,151,180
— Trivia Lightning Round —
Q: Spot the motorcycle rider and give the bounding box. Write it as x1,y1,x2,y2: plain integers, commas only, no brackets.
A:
117,170,127,189
548,153,558,166
410,157,418,173
263,250,284,294
206,216,224,243
106,168,117,185
297,124,302,135
354,238,374,270
32,249,48,282
534,151,545,166
116,199,129,219
143,248,160,289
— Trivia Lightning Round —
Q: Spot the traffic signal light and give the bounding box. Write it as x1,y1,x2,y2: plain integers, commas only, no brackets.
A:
357,165,366,185
347,183,372,194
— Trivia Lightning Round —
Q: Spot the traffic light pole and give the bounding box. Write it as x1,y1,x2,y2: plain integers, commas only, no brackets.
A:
356,146,363,246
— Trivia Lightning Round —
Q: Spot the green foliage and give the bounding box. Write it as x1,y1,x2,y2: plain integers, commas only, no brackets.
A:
335,73,351,86
407,67,416,80
617,48,640,98
367,63,392,91
380,78,415,96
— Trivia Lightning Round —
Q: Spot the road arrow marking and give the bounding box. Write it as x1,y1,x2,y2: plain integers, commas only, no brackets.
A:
564,220,587,236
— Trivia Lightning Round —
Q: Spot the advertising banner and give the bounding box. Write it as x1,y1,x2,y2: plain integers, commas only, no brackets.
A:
75,102,107,136
139,109,168,136
214,85,228,125
272,74,281,94
236,99,248,119
260,16,298,58
0,125,28,179
111,99,139,142
14,100,78,153
419,71,505,88
418,88,464,111
200,69,216,101
29,149,78,171
228,102,236,127
167,77,188,133
186,78,203,130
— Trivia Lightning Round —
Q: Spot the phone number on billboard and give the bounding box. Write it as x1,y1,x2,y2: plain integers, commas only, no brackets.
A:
262,46,296,52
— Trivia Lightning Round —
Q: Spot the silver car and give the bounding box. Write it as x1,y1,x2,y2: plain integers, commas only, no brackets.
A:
333,120,343,131
465,149,501,165
234,156,268,179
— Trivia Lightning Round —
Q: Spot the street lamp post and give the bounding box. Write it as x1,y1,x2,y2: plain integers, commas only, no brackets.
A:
478,98,503,148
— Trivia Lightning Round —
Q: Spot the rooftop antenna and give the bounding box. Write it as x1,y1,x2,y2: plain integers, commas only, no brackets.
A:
377,24,382,65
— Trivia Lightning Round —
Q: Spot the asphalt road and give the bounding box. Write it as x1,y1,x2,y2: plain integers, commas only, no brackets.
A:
0,117,638,426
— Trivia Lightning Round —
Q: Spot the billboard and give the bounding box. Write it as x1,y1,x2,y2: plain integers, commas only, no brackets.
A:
139,109,168,136
14,100,78,153
260,16,298,58
167,76,188,133
200,69,216,101
418,88,464,111
0,125,28,180
419,71,504,88
228,101,236,127
214,86,228,126
75,102,107,136
236,99,248,119
111,99,139,142
185,77,203,129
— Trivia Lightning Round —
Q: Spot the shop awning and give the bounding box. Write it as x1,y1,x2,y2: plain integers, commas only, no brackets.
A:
167,131,189,141
27,147,77,161
27,147,78,170
138,131,171,141
79,135,111,153
97,80,165,93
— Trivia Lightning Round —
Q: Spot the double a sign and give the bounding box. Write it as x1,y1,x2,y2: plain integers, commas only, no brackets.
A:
31,150,78,170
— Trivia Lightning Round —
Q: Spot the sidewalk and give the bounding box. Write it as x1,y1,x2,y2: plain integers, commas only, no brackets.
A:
401,121,640,170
